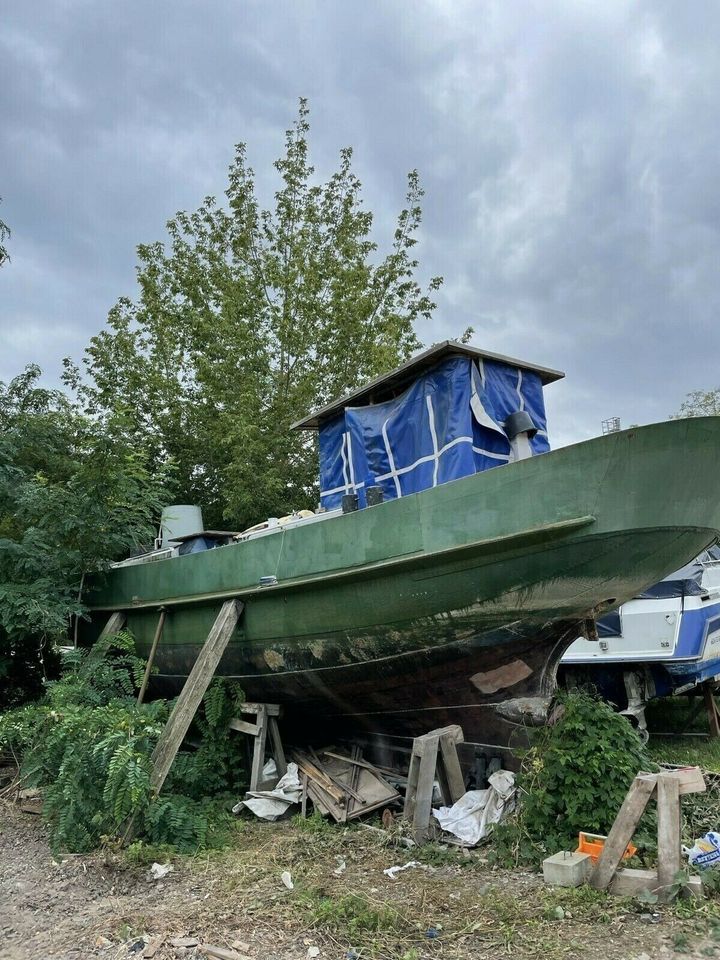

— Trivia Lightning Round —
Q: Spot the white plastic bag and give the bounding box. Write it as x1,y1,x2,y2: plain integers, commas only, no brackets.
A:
684,831,720,869
232,761,303,820
432,770,516,846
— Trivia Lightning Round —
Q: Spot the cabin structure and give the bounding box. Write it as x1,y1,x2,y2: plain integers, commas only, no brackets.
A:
293,340,564,511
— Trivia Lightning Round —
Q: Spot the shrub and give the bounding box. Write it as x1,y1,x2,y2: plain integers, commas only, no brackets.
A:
0,635,245,854
492,690,655,864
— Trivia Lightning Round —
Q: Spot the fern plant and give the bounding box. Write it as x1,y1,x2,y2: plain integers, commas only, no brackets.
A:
0,635,246,854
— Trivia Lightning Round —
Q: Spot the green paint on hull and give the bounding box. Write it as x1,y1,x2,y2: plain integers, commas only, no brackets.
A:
81,418,720,745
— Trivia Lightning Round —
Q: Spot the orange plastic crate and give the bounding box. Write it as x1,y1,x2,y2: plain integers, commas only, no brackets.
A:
576,832,637,864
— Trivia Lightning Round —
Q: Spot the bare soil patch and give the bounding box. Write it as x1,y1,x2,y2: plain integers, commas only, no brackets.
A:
3,807,720,960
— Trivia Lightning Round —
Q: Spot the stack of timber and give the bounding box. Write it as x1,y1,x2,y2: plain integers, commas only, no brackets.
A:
290,746,399,823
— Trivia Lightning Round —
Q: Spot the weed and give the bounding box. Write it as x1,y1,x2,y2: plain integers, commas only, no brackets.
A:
414,842,469,868
293,811,336,836
302,889,403,936
673,931,691,953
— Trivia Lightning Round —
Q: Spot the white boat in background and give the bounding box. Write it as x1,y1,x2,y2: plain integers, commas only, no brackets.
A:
560,546,720,739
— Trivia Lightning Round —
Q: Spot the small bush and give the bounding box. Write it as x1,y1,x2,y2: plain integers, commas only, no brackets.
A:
491,690,655,864
0,634,245,854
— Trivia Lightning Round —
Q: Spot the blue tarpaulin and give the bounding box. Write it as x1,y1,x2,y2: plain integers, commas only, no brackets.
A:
318,355,550,509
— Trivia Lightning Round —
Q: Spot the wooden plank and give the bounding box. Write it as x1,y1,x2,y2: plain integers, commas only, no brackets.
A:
291,753,346,804
98,610,126,641
411,738,440,844
249,704,268,792
150,599,242,794
591,773,657,890
324,750,389,774
656,774,681,899
345,745,363,818
228,717,259,736
345,768,398,820
137,608,166,704
439,732,466,803
663,766,706,796
268,717,287,778
610,867,703,899
300,772,308,818
403,751,421,822
704,683,720,738
417,724,464,745
241,702,280,716
308,747,365,804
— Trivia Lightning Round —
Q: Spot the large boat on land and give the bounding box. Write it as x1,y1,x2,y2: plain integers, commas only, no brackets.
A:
81,341,720,753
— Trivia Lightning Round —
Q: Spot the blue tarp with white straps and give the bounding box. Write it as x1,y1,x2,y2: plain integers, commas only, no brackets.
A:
318,355,550,509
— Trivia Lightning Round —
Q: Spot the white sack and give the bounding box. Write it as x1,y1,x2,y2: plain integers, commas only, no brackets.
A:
232,761,303,821
432,769,516,846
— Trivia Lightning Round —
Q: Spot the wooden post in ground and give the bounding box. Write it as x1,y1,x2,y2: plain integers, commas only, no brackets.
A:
150,599,243,795
137,607,166,705
656,773,681,900
703,682,720,739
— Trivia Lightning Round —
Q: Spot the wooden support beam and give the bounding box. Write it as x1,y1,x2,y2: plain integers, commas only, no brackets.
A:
99,610,126,641
150,599,243,794
439,732,466,803
591,773,657,890
663,765,706,796
657,774,681,900
249,703,269,792
137,608,166,705
228,717,259,736
241,702,280,716
85,611,127,671
610,868,703,899
268,717,287,778
703,682,720,739
403,725,467,844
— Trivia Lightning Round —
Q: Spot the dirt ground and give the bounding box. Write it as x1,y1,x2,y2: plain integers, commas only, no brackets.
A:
3,806,720,960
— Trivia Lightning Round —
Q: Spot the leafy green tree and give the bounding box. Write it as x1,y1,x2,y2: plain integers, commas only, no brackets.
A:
0,231,8,268
0,366,169,705
673,388,720,418
67,100,441,529
0,197,9,267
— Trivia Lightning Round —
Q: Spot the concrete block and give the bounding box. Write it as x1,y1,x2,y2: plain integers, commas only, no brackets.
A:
543,851,593,887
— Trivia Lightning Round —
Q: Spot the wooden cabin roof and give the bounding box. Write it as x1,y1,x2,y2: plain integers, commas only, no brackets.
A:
292,340,565,430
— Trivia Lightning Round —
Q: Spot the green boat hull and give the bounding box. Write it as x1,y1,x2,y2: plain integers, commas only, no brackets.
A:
82,417,720,749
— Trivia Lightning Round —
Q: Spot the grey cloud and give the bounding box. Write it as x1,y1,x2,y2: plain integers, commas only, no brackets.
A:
2,0,720,448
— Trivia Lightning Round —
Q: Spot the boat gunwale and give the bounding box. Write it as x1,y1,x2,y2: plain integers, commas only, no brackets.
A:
87,514,597,611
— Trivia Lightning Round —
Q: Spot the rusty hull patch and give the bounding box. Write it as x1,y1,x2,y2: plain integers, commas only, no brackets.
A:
470,658,533,694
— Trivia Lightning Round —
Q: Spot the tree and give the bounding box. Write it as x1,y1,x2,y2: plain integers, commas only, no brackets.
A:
673,388,720,419
0,366,169,706
0,197,9,267
67,100,441,529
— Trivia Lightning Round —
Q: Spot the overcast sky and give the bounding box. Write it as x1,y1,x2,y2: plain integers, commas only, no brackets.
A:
2,0,719,447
